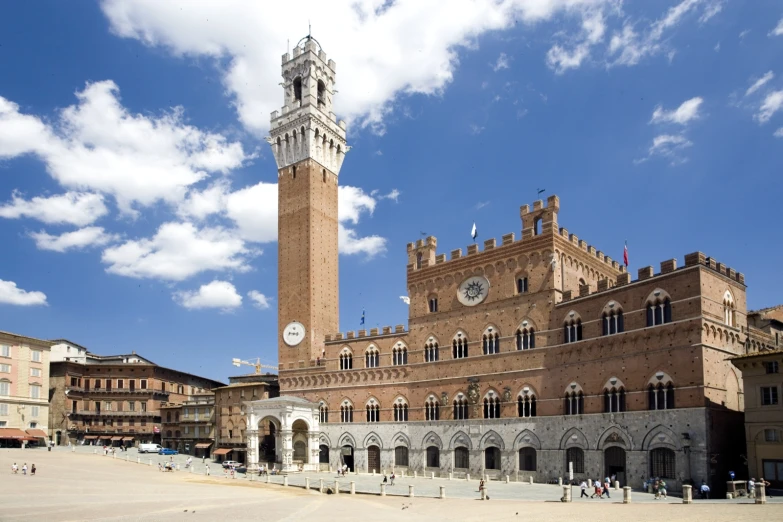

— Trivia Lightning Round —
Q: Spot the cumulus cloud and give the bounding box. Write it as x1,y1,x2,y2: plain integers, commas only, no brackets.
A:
650,97,703,125
339,225,386,258
174,280,242,310
745,71,774,97
247,290,272,309
0,279,48,306
756,90,783,124
546,8,606,74
492,52,510,71
775,127,783,138
770,17,783,37
0,82,251,215
30,226,119,253
101,222,255,281
0,191,108,226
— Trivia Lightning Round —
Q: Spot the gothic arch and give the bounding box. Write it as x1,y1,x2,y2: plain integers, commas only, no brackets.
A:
391,431,411,448
517,384,539,397
338,432,356,448
449,430,472,450
563,310,583,324
422,431,443,450
559,427,589,450
480,430,505,450
513,429,542,450
644,288,671,307
319,433,332,448
596,425,633,450
641,424,681,451
363,431,383,449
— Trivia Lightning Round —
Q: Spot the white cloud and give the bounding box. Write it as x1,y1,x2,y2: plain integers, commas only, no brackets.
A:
174,280,242,310
378,189,400,202
714,42,720,52
30,226,119,253
469,124,485,135
745,71,775,97
338,224,386,258
739,29,751,40
546,8,606,74
101,222,255,281
0,81,251,215
636,134,693,165
770,17,783,37
756,90,783,124
0,279,48,306
247,290,272,309
0,191,108,226
338,185,376,225
775,127,783,138
698,1,724,24
650,97,703,125
493,52,510,71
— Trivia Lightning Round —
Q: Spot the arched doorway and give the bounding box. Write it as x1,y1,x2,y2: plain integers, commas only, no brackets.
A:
291,420,310,466
258,417,278,463
367,445,381,473
341,445,354,471
319,444,330,466
604,446,626,485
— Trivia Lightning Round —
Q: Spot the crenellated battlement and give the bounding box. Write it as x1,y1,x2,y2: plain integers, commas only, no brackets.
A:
559,251,745,303
557,227,625,273
325,324,407,345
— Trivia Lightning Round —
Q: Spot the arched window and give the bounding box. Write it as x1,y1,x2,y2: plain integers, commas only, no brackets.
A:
516,327,535,350
366,400,380,423
566,447,585,474
648,382,675,410
395,446,409,466
564,314,582,343
602,304,624,335
166,430,172,438
454,447,469,469
317,79,326,107
564,385,584,415
425,396,440,421
485,447,501,470
166,412,171,422
519,447,537,471
453,395,468,420
483,393,501,419
319,444,330,464
646,290,672,326
424,340,439,362
365,346,379,368
518,391,537,418
482,327,500,355
175,430,181,438
517,276,529,294
650,447,676,478
339,350,353,370
293,77,302,103
392,344,408,366
319,402,329,423
452,333,469,359
340,401,354,423
603,385,626,413
723,291,736,327
393,401,409,422
416,252,422,269
426,446,440,468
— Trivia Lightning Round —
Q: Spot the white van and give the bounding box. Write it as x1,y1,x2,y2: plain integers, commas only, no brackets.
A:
138,443,162,454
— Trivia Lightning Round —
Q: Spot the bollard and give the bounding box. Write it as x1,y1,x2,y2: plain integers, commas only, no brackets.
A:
561,485,571,502
682,484,692,504
614,480,619,491
94,448,97,454
334,480,340,495
414,471,417,479
355,468,359,475
440,486,446,499
409,485,415,498
466,473,470,481
137,457,140,464
725,493,733,499
319,479,324,493
266,474,270,483
176,464,180,471
481,488,487,501
623,486,632,504
149,459,152,466
756,483,767,505
380,483,386,496
529,476,533,485
305,478,310,490
113,452,116,459
588,479,593,488
431,472,435,479
505,475,510,484
449,472,453,480
558,477,563,486
350,481,355,495
373,469,376,476
283,476,288,487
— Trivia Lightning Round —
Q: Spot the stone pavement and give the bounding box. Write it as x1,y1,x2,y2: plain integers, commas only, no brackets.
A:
1,446,779,521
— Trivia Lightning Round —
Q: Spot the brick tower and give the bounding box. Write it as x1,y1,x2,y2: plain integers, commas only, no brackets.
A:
267,35,348,370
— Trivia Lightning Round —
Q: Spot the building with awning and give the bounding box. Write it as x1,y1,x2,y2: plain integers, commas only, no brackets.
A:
25,428,49,442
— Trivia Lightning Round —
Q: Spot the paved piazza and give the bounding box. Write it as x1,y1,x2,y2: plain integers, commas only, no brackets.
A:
1,446,780,521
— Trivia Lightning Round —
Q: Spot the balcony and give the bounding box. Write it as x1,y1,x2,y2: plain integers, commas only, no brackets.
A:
72,410,158,418
75,387,169,397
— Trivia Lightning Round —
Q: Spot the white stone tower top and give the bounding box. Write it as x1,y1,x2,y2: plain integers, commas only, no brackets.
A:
266,35,349,175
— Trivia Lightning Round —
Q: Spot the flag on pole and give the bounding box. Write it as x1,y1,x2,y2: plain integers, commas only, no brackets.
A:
623,241,629,267
360,309,365,326
471,222,477,241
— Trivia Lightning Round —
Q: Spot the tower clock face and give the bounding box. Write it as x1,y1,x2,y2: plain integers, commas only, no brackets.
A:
283,322,306,346
457,276,490,306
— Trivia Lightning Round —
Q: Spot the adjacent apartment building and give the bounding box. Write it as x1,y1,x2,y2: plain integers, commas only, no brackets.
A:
48,340,224,447
160,392,216,458
0,330,52,447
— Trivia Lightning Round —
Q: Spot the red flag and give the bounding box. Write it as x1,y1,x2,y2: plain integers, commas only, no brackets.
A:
623,242,629,267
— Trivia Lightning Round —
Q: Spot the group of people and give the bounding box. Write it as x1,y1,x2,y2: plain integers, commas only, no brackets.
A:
747,477,771,499
381,473,396,486
11,462,36,475
579,478,613,499
337,464,350,476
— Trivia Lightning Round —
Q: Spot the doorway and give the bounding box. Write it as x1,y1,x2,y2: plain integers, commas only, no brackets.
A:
604,446,626,485
367,445,381,473
259,418,277,462
341,445,354,471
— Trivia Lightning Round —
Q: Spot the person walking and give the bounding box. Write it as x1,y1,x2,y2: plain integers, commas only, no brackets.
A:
390,472,395,486
653,479,660,499
202,455,206,465
658,479,667,499
580,480,589,498
382,474,388,484
12,463,18,474
591,482,602,498
748,478,756,499
699,481,710,499
22,463,27,475
31,464,36,476
602,479,611,499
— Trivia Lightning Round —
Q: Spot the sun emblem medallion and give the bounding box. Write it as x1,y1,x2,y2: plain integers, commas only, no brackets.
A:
457,276,490,306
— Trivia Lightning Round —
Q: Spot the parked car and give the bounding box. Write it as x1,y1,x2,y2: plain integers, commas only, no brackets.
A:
158,448,179,455
234,466,248,474
222,460,241,469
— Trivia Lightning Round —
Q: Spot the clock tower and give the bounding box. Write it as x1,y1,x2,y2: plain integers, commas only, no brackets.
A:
267,35,347,371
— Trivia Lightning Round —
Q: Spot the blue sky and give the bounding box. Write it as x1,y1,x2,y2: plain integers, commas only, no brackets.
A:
1,0,781,381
